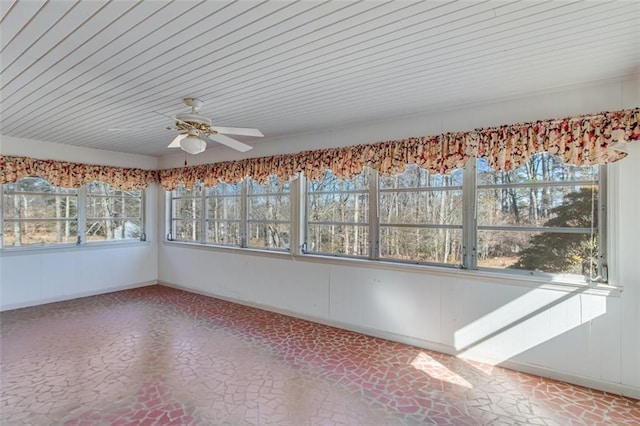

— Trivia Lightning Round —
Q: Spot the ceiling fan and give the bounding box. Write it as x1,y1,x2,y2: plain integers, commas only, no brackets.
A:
164,98,263,155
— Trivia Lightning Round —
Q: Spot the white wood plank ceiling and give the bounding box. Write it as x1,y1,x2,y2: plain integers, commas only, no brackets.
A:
1,0,638,157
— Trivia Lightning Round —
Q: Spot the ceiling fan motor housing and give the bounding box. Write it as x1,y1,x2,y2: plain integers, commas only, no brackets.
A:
175,112,212,133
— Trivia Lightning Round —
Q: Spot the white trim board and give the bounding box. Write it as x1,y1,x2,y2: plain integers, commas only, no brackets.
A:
0,280,158,312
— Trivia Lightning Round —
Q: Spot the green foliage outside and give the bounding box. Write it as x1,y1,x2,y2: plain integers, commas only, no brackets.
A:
512,188,598,276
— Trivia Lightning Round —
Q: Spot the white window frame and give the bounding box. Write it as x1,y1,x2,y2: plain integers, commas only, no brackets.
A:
303,170,371,258
377,166,464,267
85,183,146,244
164,161,610,287
168,179,293,253
246,177,291,251
1,179,147,250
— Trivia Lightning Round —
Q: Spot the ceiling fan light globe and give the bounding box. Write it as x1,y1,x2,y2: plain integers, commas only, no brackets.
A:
180,135,206,155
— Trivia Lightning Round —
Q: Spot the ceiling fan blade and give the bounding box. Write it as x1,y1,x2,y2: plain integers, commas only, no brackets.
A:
168,134,186,148
206,133,253,152
209,126,263,137
153,110,194,129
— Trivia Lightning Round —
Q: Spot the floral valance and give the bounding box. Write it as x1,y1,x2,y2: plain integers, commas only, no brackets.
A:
159,108,639,190
0,156,158,190
1,108,638,190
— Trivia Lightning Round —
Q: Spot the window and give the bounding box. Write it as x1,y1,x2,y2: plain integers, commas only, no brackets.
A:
170,183,203,242
476,153,603,278
379,165,463,265
305,170,369,257
86,182,143,242
206,182,242,246
247,177,290,249
165,155,607,284
169,178,291,251
1,178,146,248
2,177,78,247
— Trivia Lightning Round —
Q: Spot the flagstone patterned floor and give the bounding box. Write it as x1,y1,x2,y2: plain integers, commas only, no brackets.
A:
1,285,638,425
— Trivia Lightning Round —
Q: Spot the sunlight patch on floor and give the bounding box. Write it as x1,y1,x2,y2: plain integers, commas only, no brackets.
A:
410,351,473,389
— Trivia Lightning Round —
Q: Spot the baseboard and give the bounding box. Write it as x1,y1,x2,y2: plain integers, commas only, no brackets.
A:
159,281,640,400
497,360,640,400
0,280,158,312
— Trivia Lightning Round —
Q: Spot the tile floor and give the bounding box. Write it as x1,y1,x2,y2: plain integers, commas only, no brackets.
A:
1,285,638,425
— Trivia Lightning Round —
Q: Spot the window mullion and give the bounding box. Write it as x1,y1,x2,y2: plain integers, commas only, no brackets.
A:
165,191,173,240
77,185,87,245
241,180,248,248
369,167,379,260
201,185,207,244
290,174,304,255
462,159,477,269
596,164,608,284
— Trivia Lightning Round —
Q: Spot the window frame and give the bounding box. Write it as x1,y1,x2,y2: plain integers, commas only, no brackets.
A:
163,160,611,287
85,182,146,244
304,169,371,259
246,177,291,251
1,179,147,250
206,181,243,248
471,158,606,282
168,179,293,253
377,166,465,267
0,179,79,248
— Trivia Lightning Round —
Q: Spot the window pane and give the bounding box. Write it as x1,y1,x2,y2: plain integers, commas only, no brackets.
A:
248,196,290,221
476,153,600,278
2,220,77,246
86,197,142,219
207,220,241,245
477,155,598,185
206,181,242,246
247,178,291,250
207,196,241,221
378,165,462,265
307,193,368,223
173,183,202,197
380,165,463,189
306,224,368,256
87,182,142,197
87,182,143,242
478,230,597,276
380,190,462,225
206,182,241,197
308,169,369,192
86,219,142,241
173,199,202,219
306,170,370,256
380,227,462,264
248,176,290,194
2,178,78,247
173,220,201,242
2,194,77,219
478,185,597,228
248,223,290,249
4,177,77,194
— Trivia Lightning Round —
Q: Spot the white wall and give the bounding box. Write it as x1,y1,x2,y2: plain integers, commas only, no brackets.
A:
0,138,159,310
158,76,640,398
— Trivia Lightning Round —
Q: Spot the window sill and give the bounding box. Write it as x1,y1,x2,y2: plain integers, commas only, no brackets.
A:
163,240,292,260
0,240,152,256
162,241,622,297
